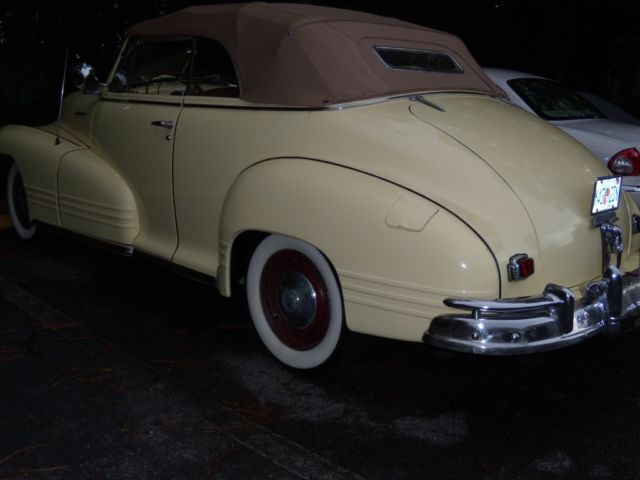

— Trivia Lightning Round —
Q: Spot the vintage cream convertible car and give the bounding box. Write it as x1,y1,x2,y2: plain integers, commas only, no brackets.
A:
2,3,640,370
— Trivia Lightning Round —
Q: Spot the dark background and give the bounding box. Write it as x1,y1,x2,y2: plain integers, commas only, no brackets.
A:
1,0,639,127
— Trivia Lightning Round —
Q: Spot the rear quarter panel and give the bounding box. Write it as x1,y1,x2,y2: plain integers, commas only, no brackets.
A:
219,159,499,341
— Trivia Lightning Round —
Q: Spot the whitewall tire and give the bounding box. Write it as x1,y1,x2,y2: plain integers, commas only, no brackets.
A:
246,234,345,370
6,163,36,240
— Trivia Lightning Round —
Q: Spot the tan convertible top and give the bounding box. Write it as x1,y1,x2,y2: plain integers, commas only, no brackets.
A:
127,2,503,107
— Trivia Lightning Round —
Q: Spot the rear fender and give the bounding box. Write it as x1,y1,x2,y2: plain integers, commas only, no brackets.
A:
219,158,499,341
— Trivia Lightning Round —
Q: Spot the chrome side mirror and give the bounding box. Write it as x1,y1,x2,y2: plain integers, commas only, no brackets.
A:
71,63,100,93
109,71,128,93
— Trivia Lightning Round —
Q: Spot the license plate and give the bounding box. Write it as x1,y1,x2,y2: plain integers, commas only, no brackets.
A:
591,176,622,215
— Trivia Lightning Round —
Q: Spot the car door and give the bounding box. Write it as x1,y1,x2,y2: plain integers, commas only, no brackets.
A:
87,38,193,259
171,37,243,276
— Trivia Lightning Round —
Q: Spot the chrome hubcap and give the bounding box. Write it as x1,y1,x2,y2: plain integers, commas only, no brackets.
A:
260,249,330,351
278,271,317,328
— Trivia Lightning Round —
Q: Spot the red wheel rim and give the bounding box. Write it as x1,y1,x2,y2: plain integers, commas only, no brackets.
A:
260,249,330,351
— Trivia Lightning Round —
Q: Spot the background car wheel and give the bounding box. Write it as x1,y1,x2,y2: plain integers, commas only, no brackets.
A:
246,234,345,370
6,163,36,240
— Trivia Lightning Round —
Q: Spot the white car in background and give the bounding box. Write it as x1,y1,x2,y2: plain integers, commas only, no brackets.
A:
578,91,640,125
485,68,640,202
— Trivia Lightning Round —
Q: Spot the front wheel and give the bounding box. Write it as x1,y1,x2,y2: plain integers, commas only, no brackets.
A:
246,234,345,370
6,163,36,240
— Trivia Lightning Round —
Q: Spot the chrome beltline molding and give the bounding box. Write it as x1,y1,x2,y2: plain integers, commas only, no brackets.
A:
174,90,486,112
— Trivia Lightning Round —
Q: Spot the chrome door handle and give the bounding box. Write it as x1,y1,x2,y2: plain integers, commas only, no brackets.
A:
150,120,174,129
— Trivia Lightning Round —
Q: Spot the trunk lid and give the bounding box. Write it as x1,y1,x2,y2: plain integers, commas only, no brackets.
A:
409,94,629,296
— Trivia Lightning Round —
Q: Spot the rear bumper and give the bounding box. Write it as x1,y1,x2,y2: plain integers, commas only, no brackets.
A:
423,266,640,354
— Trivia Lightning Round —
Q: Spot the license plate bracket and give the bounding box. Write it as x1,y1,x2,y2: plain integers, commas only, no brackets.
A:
591,176,622,227
592,176,622,211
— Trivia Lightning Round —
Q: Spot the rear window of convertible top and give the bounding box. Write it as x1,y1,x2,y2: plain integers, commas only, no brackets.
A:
374,46,464,74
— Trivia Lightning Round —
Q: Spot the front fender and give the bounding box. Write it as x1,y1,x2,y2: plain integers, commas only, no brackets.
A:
58,148,139,244
0,125,83,226
0,125,139,244
219,158,499,342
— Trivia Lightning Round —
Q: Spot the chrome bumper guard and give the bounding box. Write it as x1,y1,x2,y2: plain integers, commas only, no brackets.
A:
424,266,640,354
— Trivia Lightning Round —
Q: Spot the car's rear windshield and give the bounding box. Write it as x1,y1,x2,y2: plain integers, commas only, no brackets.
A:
508,78,606,121
374,46,464,74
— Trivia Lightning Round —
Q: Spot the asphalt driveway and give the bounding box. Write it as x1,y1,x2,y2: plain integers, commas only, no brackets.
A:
2,231,640,479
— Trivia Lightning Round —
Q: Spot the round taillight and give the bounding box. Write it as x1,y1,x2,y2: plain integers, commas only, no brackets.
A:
607,148,640,176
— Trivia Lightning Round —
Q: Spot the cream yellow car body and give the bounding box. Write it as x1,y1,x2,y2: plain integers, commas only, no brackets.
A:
2,87,639,344
2,3,640,369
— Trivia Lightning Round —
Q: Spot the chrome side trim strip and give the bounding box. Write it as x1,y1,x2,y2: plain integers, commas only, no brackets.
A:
31,222,216,286
34,221,134,256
